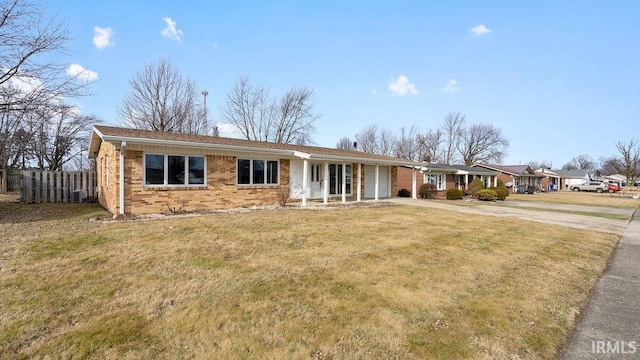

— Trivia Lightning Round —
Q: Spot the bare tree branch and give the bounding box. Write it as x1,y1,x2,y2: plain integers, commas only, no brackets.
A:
441,111,465,164
220,76,318,144
117,58,203,134
456,123,509,165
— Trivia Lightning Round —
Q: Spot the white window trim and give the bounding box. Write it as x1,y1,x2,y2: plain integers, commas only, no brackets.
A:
236,158,280,186
424,173,446,191
143,153,207,188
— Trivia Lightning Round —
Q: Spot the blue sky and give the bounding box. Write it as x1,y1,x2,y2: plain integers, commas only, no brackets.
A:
48,0,639,167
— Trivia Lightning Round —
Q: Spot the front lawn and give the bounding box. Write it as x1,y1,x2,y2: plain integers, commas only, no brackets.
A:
0,203,619,359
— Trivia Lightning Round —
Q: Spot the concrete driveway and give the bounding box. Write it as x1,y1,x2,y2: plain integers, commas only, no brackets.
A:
389,198,631,235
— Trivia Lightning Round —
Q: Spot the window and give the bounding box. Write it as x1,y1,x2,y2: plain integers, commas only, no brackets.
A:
425,173,445,191
144,154,206,186
237,159,279,185
329,164,352,195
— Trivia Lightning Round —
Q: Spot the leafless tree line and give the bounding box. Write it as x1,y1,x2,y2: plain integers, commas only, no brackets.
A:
337,112,509,165
0,0,100,191
530,144,640,185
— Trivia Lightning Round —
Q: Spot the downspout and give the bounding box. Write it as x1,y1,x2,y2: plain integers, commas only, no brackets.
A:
119,141,126,215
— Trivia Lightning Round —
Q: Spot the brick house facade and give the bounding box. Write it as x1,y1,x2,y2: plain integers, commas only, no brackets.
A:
89,126,416,216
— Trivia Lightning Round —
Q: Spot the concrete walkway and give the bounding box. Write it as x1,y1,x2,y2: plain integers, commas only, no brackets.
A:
390,198,640,359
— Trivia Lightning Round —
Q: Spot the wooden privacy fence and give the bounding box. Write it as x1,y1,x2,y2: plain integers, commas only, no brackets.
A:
21,170,97,203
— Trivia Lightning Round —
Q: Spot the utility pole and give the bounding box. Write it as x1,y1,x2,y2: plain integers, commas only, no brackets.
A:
201,90,209,135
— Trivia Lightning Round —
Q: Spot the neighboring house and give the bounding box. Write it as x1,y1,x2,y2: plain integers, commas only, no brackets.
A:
472,164,545,191
88,126,422,216
533,168,561,190
554,169,591,190
397,163,499,198
601,173,627,185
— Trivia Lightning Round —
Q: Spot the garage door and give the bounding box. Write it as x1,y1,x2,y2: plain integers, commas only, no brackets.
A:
364,165,389,198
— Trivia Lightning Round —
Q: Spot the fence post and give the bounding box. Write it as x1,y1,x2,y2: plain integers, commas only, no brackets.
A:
49,171,55,203
56,172,62,202
34,171,41,203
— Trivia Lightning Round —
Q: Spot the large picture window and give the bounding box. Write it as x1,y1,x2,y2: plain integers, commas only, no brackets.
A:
425,173,445,191
144,154,206,186
237,159,279,185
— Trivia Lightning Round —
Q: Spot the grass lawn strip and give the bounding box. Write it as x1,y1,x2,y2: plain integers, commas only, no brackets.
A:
495,204,629,221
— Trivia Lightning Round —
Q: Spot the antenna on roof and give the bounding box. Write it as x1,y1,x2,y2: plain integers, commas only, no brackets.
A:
213,126,219,137
353,142,358,150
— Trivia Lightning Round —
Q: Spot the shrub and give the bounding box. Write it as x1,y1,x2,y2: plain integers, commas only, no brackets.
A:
465,178,485,197
477,189,498,201
493,187,508,200
497,178,509,197
277,186,290,206
398,188,411,198
446,188,463,200
419,183,437,199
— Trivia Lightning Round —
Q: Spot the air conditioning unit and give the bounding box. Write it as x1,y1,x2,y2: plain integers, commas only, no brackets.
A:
72,190,85,203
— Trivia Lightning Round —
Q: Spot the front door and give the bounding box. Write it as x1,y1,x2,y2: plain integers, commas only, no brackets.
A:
310,163,323,198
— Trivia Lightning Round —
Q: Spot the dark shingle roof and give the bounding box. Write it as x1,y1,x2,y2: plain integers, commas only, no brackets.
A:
90,125,419,165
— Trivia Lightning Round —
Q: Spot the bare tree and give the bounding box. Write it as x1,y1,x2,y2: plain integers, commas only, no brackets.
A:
117,58,202,133
456,123,509,165
417,129,444,163
354,125,379,153
393,125,420,160
528,160,552,170
336,136,353,150
221,76,318,144
562,154,595,171
612,140,640,185
31,103,99,170
220,75,272,141
272,87,318,144
0,0,92,111
598,156,618,176
441,112,465,164
378,127,395,156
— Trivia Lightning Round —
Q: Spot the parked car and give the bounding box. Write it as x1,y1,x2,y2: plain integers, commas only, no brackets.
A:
607,183,621,193
570,181,608,193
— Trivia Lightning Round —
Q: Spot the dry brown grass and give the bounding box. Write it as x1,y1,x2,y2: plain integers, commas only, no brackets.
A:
0,202,619,359
509,191,640,209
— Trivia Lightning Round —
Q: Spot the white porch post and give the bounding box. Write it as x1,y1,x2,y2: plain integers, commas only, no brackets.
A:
323,161,329,204
411,167,417,200
302,159,308,207
375,164,380,201
119,141,126,215
494,175,497,187
356,163,362,202
341,163,346,203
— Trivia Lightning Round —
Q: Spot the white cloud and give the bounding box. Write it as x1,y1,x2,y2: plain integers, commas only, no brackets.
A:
161,17,183,41
93,26,114,49
440,79,460,93
470,24,491,36
388,75,418,96
66,63,98,81
371,88,377,96
214,123,243,138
